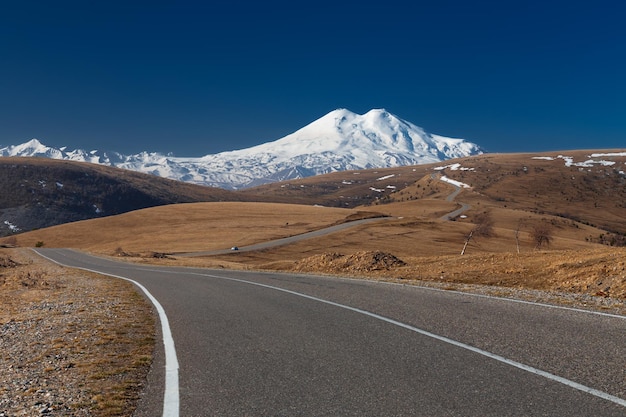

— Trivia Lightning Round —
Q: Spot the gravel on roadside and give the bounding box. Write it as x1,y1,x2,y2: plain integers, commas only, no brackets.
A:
0,249,155,417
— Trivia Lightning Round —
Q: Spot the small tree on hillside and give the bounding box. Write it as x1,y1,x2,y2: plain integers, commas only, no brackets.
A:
532,223,553,249
461,211,494,255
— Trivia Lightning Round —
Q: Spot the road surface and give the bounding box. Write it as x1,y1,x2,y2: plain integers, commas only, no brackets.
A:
35,249,626,417
175,217,393,257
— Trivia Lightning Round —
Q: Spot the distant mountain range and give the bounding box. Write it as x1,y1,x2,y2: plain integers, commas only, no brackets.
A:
0,109,484,189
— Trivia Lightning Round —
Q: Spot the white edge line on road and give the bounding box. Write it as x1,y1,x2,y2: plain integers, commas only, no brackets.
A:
280,270,626,320
399,283,626,320
32,249,180,417
195,271,626,409
149,263,625,321
282,271,626,320
130,265,626,320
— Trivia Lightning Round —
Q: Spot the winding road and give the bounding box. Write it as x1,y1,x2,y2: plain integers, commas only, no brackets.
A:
432,172,472,221
180,173,468,258
35,248,626,417
175,217,393,257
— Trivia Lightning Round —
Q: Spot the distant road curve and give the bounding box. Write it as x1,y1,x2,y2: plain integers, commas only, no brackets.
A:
34,249,626,416
178,175,471,258
175,216,393,257
440,192,471,221
179,173,472,258
432,172,472,221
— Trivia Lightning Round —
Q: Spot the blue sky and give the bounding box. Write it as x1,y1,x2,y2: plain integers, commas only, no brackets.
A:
1,0,624,156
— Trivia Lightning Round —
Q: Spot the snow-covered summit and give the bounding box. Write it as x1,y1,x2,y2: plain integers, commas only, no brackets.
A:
229,108,478,162
4,139,62,158
0,109,484,189
0,138,119,164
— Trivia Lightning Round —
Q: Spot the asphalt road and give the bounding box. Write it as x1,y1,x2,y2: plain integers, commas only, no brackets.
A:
35,249,626,417
174,217,393,257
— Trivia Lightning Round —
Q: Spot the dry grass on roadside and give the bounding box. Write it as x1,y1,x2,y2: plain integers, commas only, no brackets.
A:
388,248,626,300
0,249,155,416
200,246,626,302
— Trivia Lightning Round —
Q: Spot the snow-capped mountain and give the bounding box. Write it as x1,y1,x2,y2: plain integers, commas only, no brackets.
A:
0,109,484,189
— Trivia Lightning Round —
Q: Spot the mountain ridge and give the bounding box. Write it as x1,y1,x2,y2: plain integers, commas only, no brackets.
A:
0,109,484,189
0,157,252,236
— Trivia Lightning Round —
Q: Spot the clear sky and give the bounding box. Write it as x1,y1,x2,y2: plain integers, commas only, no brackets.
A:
1,0,624,156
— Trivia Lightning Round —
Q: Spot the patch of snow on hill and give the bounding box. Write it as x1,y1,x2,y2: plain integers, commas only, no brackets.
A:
434,163,475,171
587,160,615,167
3,221,20,232
591,152,626,157
440,176,471,188
534,155,619,168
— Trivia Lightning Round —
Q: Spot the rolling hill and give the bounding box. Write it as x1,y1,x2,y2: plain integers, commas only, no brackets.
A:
5,149,626,299
5,149,626,243
0,157,256,236
241,149,626,237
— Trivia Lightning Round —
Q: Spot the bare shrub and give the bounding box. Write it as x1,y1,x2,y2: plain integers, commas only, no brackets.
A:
473,211,495,238
0,256,20,268
532,223,553,249
18,269,49,287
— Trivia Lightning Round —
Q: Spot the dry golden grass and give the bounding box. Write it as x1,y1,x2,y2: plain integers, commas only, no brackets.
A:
436,151,626,234
11,202,385,254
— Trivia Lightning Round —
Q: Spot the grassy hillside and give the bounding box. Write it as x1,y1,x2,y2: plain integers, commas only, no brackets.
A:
9,202,384,254
242,149,626,241
0,157,254,236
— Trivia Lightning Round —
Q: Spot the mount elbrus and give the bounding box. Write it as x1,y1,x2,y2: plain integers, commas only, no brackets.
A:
1,109,483,190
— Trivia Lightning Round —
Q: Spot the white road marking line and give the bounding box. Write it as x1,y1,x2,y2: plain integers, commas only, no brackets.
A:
133,264,626,320
193,271,626,409
408,284,626,320
33,249,180,417
34,249,626,412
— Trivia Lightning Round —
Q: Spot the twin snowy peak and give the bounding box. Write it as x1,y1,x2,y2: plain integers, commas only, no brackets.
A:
0,109,483,189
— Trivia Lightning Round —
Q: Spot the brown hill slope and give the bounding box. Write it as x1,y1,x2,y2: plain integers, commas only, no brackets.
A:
0,157,257,236
425,150,626,236
9,202,386,254
241,149,626,240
